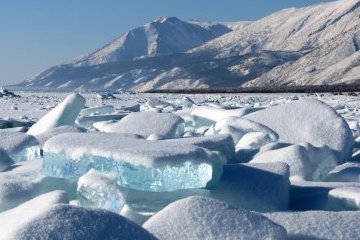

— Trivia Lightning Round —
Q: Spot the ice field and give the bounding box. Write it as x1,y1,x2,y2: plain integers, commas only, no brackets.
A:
1,90,360,239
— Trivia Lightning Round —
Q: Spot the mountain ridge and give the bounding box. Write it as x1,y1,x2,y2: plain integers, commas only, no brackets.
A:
15,0,360,91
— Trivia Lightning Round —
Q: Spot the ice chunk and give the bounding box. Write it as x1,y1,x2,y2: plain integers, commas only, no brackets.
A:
328,187,360,210
214,117,278,144
77,170,127,213
0,191,68,240
143,196,287,240
244,99,354,163
34,125,86,147
251,143,337,181
76,113,127,129
27,93,86,136
191,106,260,123
0,132,40,162
325,162,360,182
145,98,172,110
12,204,157,240
0,159,75,212
0,149,14,171
235,131,275,150
161,134,235,163
208,162,290,211
78,105,115,118
93,112,185,138
120,103,140,112
127,162,289,214
43,133,223,192
265,211,360,240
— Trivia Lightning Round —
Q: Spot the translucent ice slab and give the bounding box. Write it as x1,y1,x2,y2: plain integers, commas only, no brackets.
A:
43,133,223,192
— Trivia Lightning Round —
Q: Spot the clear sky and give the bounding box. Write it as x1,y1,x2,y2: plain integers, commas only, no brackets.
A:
0,0,333,85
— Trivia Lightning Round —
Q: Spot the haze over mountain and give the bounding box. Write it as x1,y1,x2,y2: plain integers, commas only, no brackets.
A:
16,0,360,91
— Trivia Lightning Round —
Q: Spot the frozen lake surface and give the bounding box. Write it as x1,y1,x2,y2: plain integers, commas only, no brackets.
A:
1,90,360,239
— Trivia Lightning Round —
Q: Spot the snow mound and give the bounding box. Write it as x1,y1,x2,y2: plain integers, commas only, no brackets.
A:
191,106,259,124
0,159,74,212
328,187,360,210
251,143,337,181
43,132,223,192
143,196,287,240
161,134,235,163
214,117,278,144
27,93,85,136
14,204,156,240
0,191,68,240
265,210,360,240
325,162,360,182
244,99,353,163
209,162,290,211
0,132,40,162
94,112,185,139
34,125,86,147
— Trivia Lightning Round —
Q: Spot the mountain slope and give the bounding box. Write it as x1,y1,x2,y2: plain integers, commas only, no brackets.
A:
16,0,360,91
73,17,232,66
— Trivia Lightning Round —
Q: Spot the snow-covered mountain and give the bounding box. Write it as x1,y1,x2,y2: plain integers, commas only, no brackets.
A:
16,0,360,91
72,17,232,66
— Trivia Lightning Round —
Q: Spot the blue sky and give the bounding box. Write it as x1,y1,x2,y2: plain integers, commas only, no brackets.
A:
0,0,333,85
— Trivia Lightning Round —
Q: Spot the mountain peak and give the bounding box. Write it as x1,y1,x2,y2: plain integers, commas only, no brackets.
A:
153,16,181,24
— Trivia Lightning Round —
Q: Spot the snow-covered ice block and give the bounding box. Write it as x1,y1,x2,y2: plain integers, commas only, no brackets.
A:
251,143,337,181
235,131,275,150
191,106,260,123
0,191,68,240
27,93,86,136
0,132,40,162
0,149,14,172
78,105,115,118
143,196,287,240
209,162,290,211
328,187,360,210
265,211,360,240
214,117,278,144
325,162,360,182
13,204,157,240
43,133,223,192
34,125,86,147
93,112,185,138
120,103,140,112
77,170,127,213
161,134,235,163
0,159,75,212
76,113,127,128
145,98,172,110
244,99,354,163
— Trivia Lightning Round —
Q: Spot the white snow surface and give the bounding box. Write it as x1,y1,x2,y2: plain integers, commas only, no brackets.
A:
14,204,157,240
94,111,185,138
265,210,360,240
0,191,69,240
244,99,354,163
143,196,287,240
